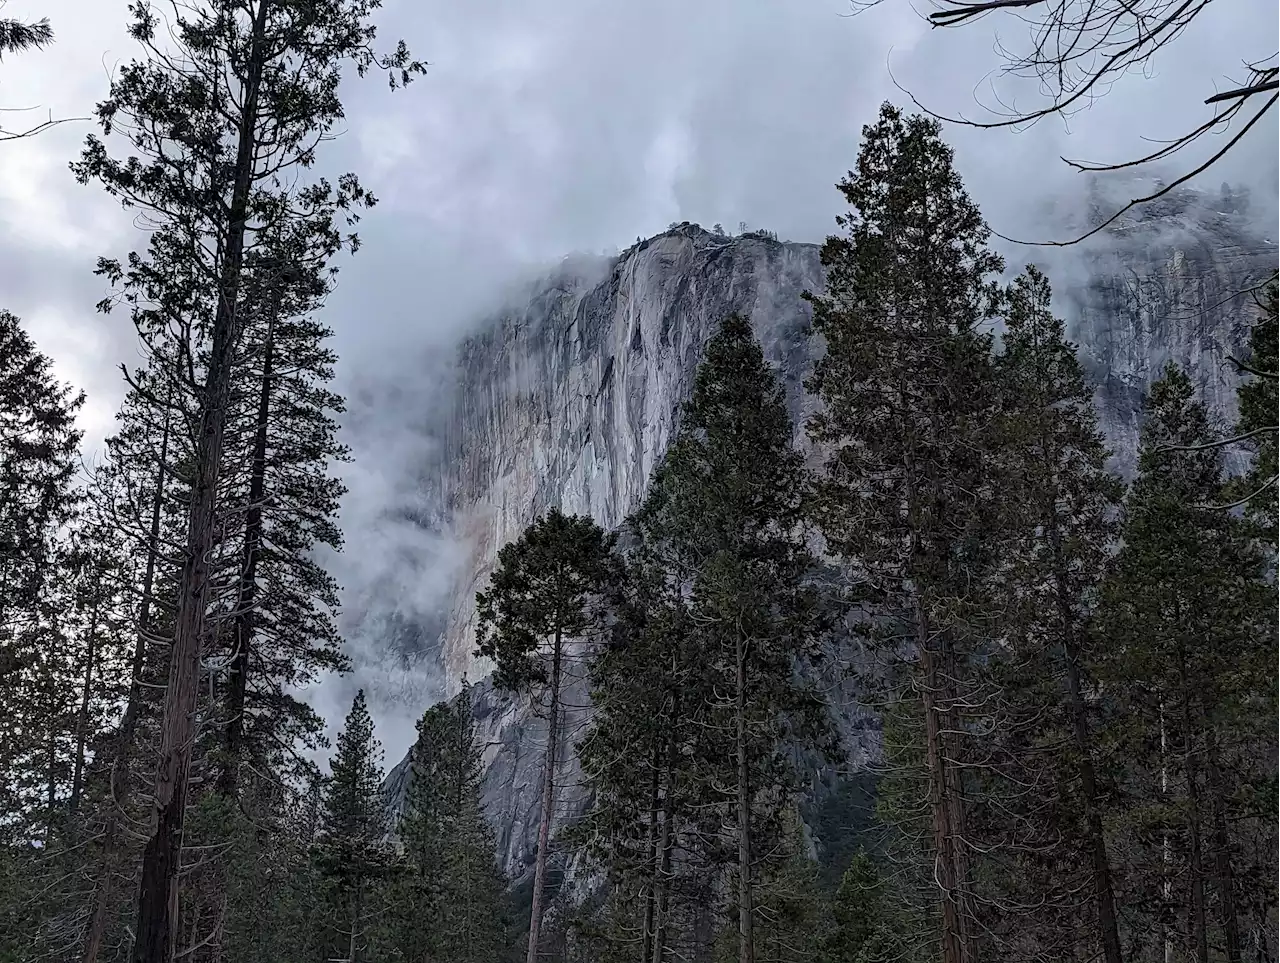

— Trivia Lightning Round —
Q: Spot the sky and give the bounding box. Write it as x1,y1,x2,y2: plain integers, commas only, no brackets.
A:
1,0,1276,759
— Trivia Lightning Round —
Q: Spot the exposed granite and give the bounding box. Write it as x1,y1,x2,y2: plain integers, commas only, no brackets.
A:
383,199,1276,882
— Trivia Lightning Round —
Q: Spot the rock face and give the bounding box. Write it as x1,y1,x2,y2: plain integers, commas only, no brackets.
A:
385,194,1276,882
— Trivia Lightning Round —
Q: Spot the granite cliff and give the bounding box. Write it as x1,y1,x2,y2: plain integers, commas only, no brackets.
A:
381,189,1276,887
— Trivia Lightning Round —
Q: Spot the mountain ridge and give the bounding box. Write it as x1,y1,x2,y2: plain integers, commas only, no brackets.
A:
376,194,1276,889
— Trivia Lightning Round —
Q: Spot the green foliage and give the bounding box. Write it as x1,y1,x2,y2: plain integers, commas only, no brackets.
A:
580,313,834,963
476,508,621,693
822,851,915,963
971,264,1129,960
804,772,881,888
1233,278,1278,541
804,101,1006,963
388,682,509,962
315,689,394,960
1097,363,1277,960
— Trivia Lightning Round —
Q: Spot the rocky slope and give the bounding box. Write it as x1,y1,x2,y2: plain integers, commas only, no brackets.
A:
382,191,1276,882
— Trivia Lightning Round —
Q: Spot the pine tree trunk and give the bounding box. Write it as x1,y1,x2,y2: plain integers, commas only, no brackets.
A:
348,881,363,963
734,627,754,963
221,307,276,796
939,632,976,963
1159,703,1173,963
1205,732,1242,963
919,609,963,963
651,694,679,963
45,728,58,842
71,590,102,810
84,414,171,963
1050,520,1124,963
1177,691,1208,963
133,5,271,959
641,742,661,963
902,381,966,963
526,625,562,963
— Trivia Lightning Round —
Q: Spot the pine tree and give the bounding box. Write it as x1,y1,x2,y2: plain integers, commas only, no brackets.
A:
976,265,1127,962
821,851,914,963
732,812,829,963
803,102,1005,963
391,682,508,962
0,310,84,834
576,552,704,963
1098,364,1276,963
0,10,52,58
75,376,190,963
476,508,622,963
215,242,352,798
316,689,392,963
71,5,422,955
604,313,831,963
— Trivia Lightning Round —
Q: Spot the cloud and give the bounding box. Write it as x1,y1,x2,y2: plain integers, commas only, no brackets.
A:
2,0,1274,760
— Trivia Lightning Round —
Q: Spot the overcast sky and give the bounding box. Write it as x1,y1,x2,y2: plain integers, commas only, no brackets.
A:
1,0,1275,758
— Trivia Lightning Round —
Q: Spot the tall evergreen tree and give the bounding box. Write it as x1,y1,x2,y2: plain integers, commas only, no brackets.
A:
214,242,351,798
583,313,832,963
316,689,392,963
577,553,705,963
1098,364,1276,963
390,681,508,962
476,508,621,963
821,851,913,963
977,265,1127,962
803,102,1005,963
0,310,84,834
72,5,422,956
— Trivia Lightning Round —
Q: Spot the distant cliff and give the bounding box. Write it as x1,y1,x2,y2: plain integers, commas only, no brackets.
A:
382,191,1276,884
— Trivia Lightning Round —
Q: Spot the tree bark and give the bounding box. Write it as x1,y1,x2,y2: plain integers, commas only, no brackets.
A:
348,881,363,963
71,588,102,810
651,691,679,963
939,631,976,963
921,624,963,963
220,305,276,797
1049,518,1125,963
84,413,171,963
1205,732,1242,963
1180,687,1209,963
525,625,562,963
641,741,661,963
734,627,754,963
132,4,271,959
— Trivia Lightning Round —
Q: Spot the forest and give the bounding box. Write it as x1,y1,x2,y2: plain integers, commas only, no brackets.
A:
0,2,1276,963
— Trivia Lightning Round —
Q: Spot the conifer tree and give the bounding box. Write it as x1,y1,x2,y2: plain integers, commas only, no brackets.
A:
596,313,831,963
821,851,914,963
978,265,1127,962
75,375,190,963
476,508,622,963
803,102,1005,963
0,310,85,834
72,5,422,955
316,689,392,963
391,682,508,962
214,243,352,797
577,553,703,963
1098,364,1276,963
